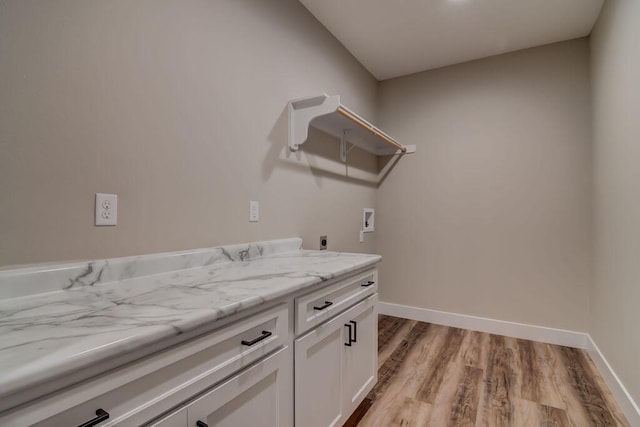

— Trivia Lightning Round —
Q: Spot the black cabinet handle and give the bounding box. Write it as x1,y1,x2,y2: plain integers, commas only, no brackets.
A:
78,409,109,427
313,301,333,311
344,323,353,346
361,280,375,287
241,330,272,346
350,320,357,343
196,421,208,427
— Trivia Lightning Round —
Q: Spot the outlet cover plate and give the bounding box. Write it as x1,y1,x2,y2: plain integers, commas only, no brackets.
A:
95,193,117,226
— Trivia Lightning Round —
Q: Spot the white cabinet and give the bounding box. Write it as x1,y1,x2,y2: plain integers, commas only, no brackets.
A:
0,304,290,427
0,268,379,427
295,293,378,427
342,297,377,415
294,308,346,427
150,347,292,427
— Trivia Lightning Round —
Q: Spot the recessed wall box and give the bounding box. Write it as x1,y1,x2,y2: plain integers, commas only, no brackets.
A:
363,208,374,233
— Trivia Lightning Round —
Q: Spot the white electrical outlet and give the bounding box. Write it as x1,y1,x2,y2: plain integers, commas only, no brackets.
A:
95,193,118,226
249,200,259,222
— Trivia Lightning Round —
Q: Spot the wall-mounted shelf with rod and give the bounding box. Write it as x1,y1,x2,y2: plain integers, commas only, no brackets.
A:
288,94,416,162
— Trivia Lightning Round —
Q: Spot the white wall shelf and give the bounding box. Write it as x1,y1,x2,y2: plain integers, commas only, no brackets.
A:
288,94,416,160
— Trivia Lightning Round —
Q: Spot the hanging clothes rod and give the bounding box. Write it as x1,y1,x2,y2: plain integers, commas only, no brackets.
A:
336,106,407,153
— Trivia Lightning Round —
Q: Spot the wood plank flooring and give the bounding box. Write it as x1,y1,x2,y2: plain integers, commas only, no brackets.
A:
343,315,629,427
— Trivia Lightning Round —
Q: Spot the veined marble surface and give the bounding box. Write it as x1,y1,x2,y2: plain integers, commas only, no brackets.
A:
0,237,305,299
0,238,380,406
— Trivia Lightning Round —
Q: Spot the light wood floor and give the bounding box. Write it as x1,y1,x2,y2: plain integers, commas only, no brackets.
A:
344,315,629,427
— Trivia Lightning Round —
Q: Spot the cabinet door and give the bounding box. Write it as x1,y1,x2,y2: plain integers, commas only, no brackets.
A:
186,346,292,427
294,311,349,427
342,294,378,415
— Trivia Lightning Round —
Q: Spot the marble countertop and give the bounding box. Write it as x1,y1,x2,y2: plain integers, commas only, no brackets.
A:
0,238,380,407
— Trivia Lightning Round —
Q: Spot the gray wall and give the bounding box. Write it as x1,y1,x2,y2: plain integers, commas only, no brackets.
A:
591,0,640,404
376,39,593,331
0,0,378,266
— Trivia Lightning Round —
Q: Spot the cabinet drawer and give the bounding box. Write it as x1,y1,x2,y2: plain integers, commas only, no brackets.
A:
148,346,292,427
295,269,377,335
186,346,292,427
0,304,288,427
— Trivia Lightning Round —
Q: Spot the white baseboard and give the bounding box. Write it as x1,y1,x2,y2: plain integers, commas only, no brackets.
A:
378,302,589,348
377,301,640,424
586,336,640,425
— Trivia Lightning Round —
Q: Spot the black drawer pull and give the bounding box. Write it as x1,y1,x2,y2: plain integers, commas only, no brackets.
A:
196,421,208,427
350,320,357,343
78,409,109,427
345,323,353,346
361,280,375,287
241,330,272,346
313,301,333,311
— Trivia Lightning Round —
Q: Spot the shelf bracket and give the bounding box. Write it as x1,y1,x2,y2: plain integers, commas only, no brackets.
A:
340,131,356,163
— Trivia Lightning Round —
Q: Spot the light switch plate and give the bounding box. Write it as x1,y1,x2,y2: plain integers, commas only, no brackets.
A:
249,201,259,222
95,193,117,226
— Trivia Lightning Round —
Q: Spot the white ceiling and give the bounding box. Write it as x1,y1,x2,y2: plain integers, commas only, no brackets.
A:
298,0,604,80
